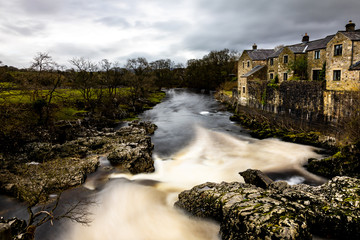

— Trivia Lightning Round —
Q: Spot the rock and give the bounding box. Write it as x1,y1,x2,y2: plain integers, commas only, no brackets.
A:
175,171,360,240
128,120,158,135
0,121,156,202
0,217,27,240
239,169,273,188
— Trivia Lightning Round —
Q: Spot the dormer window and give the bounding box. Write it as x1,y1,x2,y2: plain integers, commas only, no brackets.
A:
334,44,342,56
314,50,320,59
283,55,288,64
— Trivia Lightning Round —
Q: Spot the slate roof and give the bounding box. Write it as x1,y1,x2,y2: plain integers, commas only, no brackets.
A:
307,35,335,51
350,61,360,70
340,30,360,41
268,48,283,58
287,44,308,54
246,49,275,60
241,65,266,77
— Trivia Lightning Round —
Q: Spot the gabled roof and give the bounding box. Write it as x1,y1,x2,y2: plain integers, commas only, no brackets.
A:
340,30,360,41
245,49,275,61
241,65,266,77
350,60,360,70
287,44,308,54
268,48,283,58
307,35,335,51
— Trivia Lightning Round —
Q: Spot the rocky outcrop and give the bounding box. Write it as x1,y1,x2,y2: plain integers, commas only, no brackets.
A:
0,121,157,203
107,123,155,174
307,145,360,179
175,170,360,240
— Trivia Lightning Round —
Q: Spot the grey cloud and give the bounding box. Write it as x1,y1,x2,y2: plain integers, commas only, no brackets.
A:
1,21,46,36
95,17,131,28
182,0,360,53
20,0,62,15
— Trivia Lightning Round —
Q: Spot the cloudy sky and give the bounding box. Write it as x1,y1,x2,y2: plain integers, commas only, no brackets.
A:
1,0,360,68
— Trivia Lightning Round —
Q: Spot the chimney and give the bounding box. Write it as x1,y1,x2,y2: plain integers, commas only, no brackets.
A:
252,43,257,50
346,20,356,32
302,33,309,43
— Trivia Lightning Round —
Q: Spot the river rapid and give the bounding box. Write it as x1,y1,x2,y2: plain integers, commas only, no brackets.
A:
1,89,325,239
61,89,325,240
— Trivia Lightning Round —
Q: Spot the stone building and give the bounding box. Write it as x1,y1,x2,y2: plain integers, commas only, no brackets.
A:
326,20,360,91
236,21,360,122
237,44,274,104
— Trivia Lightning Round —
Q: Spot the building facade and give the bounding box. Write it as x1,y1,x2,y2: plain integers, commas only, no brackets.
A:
237,21,360,122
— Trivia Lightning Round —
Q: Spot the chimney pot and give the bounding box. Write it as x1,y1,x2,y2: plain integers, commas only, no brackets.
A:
302,33,309,43
252,43,257,50
346,20,356,32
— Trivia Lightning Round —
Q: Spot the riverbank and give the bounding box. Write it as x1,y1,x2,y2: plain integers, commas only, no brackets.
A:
215,91,360,179
0,90,165,239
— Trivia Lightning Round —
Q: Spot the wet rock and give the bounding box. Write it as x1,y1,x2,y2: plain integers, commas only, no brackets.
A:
0,217,27,240
239,169,273,189
128,120,158,135
175,171,360,240
0,121,156,202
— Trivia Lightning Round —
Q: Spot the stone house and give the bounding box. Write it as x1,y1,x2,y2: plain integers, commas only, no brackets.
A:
237,21,360,122
326,21,360,91
237,44,274,104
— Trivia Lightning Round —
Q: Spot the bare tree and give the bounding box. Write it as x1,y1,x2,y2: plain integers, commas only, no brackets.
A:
69,57,99,110
125,57,154,109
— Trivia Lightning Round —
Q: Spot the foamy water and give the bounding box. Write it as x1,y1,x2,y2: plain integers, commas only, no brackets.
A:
63,124,323,240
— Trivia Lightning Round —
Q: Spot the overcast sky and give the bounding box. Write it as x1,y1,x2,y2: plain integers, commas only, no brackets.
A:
1,0,360,68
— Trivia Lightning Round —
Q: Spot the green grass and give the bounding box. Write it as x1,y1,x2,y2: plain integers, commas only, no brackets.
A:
147,91,166,104
54,107,88,120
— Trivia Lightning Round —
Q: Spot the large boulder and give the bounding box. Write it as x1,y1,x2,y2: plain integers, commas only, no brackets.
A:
175,171,360,240
107,124,155,174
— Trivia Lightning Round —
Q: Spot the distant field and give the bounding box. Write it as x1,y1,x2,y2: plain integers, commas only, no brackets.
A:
0,86,133,104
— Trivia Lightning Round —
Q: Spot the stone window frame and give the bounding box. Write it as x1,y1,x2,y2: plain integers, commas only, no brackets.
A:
333,70,341,81
242,86,246,94
269,73,274,80
283,72,288,81
269,58,274,66
283,55,288,64
334,44,342,56
314,50,320,59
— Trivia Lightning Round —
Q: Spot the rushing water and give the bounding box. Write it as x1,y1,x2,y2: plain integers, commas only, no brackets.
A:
1,89,325,239
62,89,325,240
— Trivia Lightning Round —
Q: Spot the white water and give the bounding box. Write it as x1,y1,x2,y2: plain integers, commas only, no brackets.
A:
63,124,323,240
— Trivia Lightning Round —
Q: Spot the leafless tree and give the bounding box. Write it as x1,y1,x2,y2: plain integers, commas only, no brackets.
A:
69,57,99,110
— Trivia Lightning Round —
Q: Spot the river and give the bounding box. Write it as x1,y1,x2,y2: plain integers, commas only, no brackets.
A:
2,89,325,239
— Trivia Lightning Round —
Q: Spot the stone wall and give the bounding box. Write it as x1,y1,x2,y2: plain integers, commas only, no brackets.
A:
246,80,325,121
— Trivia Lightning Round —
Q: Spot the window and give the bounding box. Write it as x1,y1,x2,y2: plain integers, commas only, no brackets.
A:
242,61,244,68
270,58,274,66
283,72,288,81
270,73,274,79
242,86,246,94
247,61,250,67
314,50,320,59
333,70,341,81
334,44,342,56
313,70,320,80
283,55,288,64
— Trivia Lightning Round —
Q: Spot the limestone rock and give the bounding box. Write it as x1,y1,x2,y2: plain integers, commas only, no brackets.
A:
175,171,360,240
239,169,274,188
